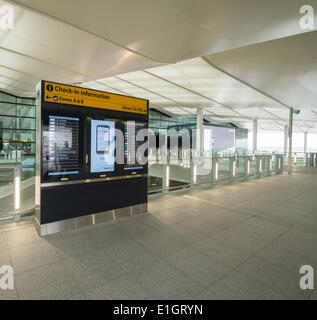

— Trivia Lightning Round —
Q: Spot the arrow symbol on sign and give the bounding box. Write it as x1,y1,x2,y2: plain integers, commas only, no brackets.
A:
46,95,51,99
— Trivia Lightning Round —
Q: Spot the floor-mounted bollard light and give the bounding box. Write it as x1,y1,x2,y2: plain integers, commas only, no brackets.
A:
193,164,197,183
232,160,236,177
14,167,21,211
166,165,170,188
214,161,219,180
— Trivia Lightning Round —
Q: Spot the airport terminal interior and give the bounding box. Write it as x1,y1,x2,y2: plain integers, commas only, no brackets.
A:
1,0,317,300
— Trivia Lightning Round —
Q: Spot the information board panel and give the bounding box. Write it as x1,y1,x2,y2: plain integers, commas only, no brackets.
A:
36,80,149,236
43,81,147,115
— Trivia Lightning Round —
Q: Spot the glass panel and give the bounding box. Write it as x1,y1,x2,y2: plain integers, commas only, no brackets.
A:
18,117,36,130
0,91,16,103
235,156,245,178
17,105,35,117
18,130,35,142
262,156,269,175
0,115,17,129
21,167,36,212
0,167,14,216
17,97,35,105
217,157,230,180
249,156,257,176
272,155,277,174
169,163,190,189
0,102,16,116
148,161,163,191
197,158,212,184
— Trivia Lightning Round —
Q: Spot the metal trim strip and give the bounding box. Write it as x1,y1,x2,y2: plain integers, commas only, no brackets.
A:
41,174,147,188
35,203,148,236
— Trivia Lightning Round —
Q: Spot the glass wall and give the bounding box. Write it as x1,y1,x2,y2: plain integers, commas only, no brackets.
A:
248,130,317,153
0,90,36,167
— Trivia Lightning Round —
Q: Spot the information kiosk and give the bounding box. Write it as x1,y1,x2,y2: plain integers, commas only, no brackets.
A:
35,81,149,236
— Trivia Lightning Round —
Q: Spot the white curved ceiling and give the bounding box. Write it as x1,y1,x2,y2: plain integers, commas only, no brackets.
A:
82,57,317,133
0,0,317,133
7,0,315,62
205,31,317,111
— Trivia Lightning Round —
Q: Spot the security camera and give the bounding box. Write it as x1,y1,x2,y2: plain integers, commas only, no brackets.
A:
294,109,300,115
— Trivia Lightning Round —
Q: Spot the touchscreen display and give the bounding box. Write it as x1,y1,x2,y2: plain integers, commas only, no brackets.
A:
96,125,110,153
90,120,115,173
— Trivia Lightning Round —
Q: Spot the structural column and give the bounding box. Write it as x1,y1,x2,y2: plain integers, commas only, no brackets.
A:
252,119,258,153
304,132,308,166
304,132,308,153
196,107,204,158
284,125,288,157
288,108,293,175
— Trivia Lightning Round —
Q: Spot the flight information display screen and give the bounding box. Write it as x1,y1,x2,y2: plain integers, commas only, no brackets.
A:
90,119,115,173
124,121,147,171
44,115,80,176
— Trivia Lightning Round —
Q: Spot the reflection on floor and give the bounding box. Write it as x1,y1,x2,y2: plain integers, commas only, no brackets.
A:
1,167,317,300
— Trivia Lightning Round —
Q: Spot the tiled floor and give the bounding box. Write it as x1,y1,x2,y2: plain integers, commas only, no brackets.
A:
1,167,317,300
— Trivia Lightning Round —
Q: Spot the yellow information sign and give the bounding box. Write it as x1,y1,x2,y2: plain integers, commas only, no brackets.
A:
43,81,148,115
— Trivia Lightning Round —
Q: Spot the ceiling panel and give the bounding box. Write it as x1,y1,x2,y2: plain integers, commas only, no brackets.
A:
10,0,313,62
97,76,175,107
205,31,317,111
163,107,191,115
146,57,284,109
117,71,212,106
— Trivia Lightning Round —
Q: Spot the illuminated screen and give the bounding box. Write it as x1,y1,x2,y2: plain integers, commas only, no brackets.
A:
90,120,115,173
124,121,146,171
46,115,80,176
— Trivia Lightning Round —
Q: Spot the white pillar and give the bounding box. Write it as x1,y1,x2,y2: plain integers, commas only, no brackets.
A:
196,107,204,157
284,125,288,156
304,132,308,154
288,108,293,175
252,119,257,153
304,132,308,166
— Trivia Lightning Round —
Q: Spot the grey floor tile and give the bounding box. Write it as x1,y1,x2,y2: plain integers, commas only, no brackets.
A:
104,241,163,272
0,288,18,300
164,247,231,286
309,290,317,300
198,272,287,300
270,235,317,260
194,287,224,300
228,220,288,244
139,272,204,300
212,230,267,254
0,232,8,250
191,237,252,269
6,226,42,248
255,244,317,274
0,248,11,266
15,261,82,300
10,241,61,273
64,251,126,291
84,273,148,300
235,256,311,299
137,231,187,258
282,226,317,245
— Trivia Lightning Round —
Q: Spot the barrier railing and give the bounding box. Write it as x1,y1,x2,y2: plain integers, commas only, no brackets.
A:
148,153,284,194
0,151,316,220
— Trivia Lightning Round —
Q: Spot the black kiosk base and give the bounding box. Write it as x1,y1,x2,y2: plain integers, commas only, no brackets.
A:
35,81,149,236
